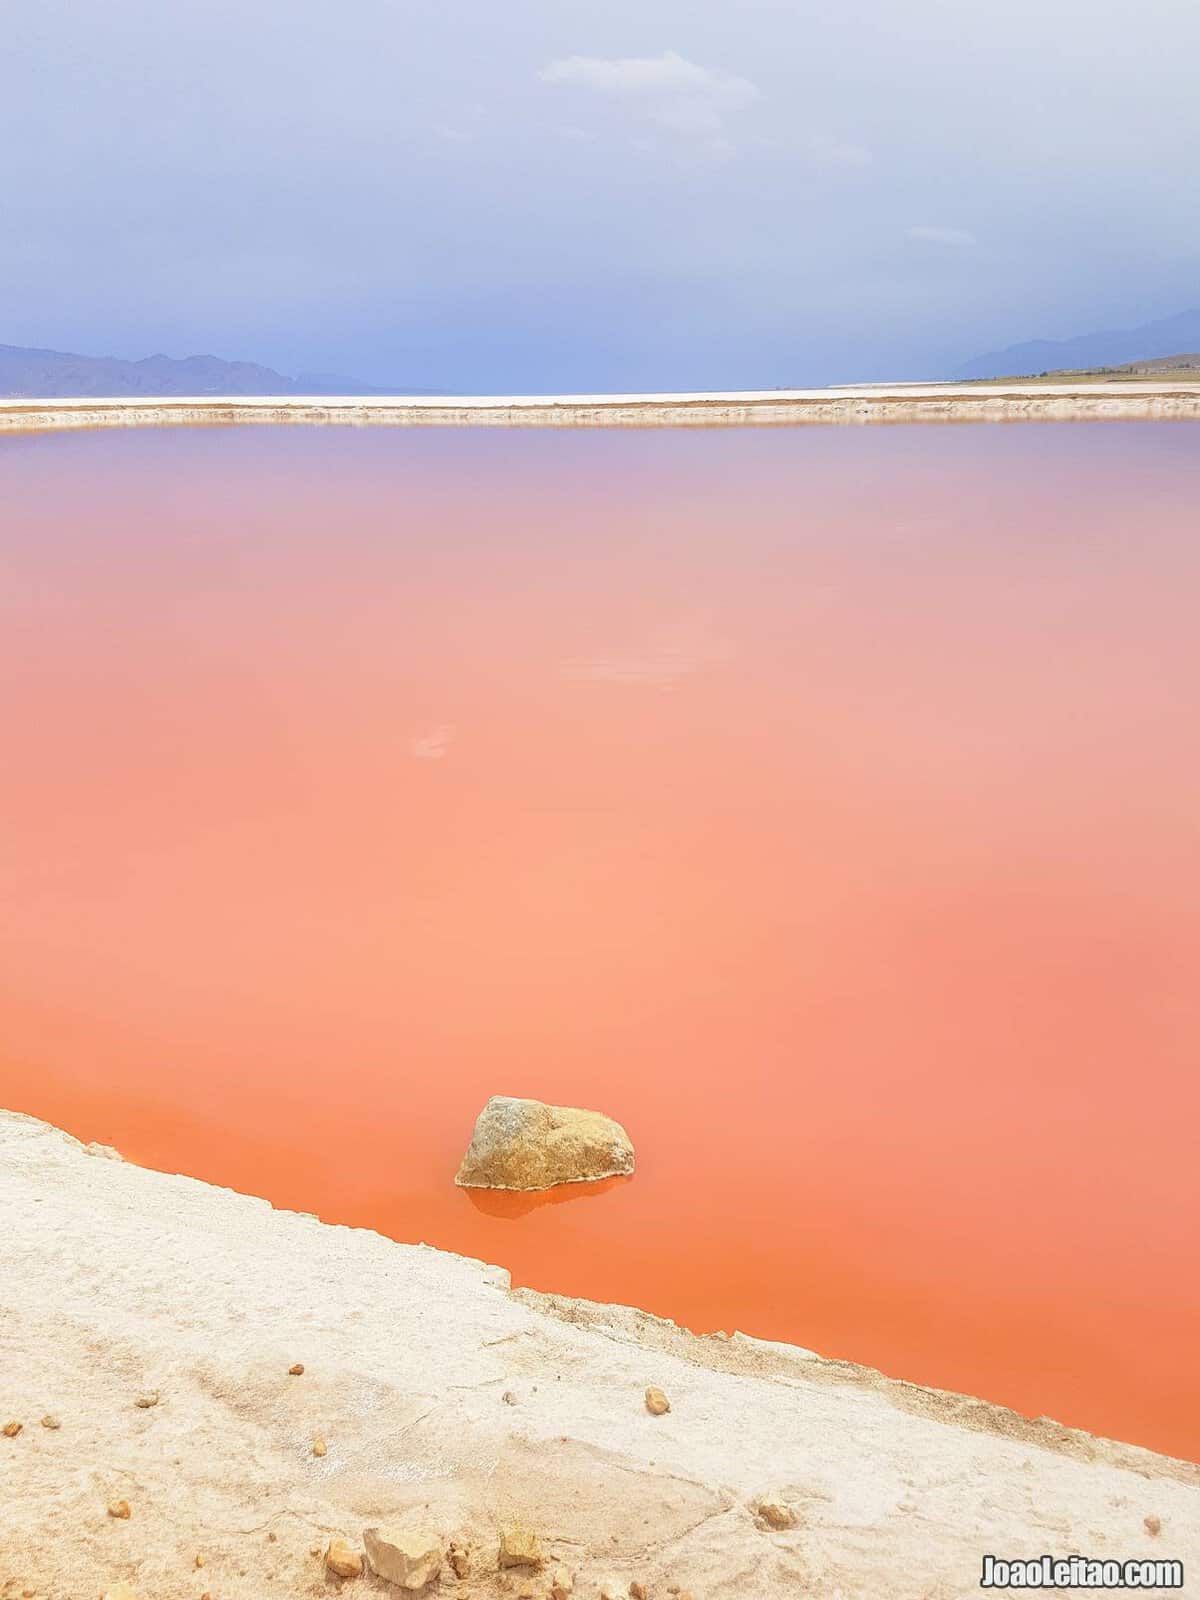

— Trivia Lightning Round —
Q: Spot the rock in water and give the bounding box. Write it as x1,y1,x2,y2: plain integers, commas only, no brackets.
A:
363,1526,442,1589
454,1095,635,1191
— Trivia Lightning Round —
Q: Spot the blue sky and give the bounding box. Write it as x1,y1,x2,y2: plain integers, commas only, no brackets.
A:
2,0,1197,389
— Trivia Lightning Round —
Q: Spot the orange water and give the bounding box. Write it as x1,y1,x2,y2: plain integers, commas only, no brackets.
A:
2,423,1197,1460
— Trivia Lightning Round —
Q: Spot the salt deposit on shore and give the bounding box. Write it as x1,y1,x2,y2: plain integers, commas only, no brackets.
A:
2,1109,1196,1598
1,381,1200,434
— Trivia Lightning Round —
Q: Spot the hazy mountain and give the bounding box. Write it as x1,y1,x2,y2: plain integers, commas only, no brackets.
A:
958,308,1200,380
1113,352,1200,374
0,343,426,398
292,370,443,395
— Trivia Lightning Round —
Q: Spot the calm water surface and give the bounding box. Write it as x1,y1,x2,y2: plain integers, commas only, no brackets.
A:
2,422,1198,1459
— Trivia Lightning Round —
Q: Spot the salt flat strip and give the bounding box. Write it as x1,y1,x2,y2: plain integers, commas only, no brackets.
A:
2,381,1200,432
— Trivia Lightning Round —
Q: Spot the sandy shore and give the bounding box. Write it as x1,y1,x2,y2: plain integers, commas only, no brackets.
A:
2,382,1200,433
2,1110,1196,1599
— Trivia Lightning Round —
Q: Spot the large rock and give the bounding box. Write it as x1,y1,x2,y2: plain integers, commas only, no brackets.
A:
362,1525,442,1589
454,1096,635,1191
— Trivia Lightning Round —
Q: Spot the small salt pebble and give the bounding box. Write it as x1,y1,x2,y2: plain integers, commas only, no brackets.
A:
2,1420,23,1437
134,1392,159,1409
267,1531,277,1542
195,1553,206,1568
288,1363,305,1375
644,1386,670,1416
324,1536,364,1579
312,1437,327,1456
40,1414,61,1430
630,1583,648,1599
107,1498,132,1519
502,1390,517,1404
497,1523,543,1568
448,1542,471,1577
756,1495,796,1530
1145,1515,1162,1536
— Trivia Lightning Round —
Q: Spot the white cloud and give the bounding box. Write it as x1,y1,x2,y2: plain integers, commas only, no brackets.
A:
807,135,873,169
428,103,486,145
540,51,757,104
539,50,759,141
905,225,977,248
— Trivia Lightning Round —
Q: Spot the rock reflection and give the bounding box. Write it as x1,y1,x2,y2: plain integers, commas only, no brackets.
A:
462,1174,632,1219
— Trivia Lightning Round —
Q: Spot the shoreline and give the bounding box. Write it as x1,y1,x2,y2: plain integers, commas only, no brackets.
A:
2,380,1200,433
3,1107,1196,1598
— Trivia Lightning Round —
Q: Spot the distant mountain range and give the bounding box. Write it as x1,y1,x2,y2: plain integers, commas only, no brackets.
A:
0,342,432,398
958,308,1200,380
